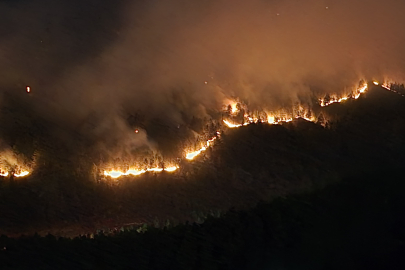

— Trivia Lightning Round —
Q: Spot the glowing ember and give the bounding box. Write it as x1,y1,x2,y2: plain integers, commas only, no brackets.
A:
135,129,139,134
26,86,31,93
0,171,8,177
373,81,379,85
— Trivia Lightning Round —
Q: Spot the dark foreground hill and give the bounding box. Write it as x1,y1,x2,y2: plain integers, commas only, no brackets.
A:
1,166,404,270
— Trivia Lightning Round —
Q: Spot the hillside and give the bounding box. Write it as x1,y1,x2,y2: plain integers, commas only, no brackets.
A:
0,84,404,236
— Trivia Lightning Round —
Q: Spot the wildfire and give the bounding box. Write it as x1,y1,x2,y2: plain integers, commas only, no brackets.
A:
222,119,244,128
267,115,275,124
0,169,30,178
14,171,30,177
104,166,178,179
223,113,296,128
185,136,217,160
230,103,238,114
319,82,368,107
8,79,404,182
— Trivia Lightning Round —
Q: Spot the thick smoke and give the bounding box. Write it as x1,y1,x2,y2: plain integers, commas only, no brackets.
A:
1,0,405,156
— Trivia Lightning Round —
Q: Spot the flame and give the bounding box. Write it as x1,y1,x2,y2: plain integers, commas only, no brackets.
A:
319,82,368,107
0,169,30,177
185,136,217,160
14,171,30,177
224,99,241,114
382,83,390,90
223,119,243,128
164,166,178,172
267,115,275,124
230,103,238,114
223,113,295,128
83,80,405,181
26,86,31,93
104,166,178,179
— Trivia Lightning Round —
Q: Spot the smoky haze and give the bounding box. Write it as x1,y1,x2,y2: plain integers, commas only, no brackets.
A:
1,0,405,155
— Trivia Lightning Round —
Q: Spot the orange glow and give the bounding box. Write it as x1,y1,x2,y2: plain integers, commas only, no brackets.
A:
185,136,217,160
0,169,30,177
319,82,368,107
230,103,238,114
223,119,242,128
102,79,402,182
14,171,30,177
267,115,275,124
164,166,178,172
104,166,178,179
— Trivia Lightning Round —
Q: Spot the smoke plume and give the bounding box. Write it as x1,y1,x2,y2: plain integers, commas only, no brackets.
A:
1,0,405,156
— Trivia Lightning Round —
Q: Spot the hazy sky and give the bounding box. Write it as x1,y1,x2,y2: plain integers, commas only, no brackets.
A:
1,0,405,150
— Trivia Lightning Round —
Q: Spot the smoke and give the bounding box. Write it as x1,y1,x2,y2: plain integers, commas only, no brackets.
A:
1,0,405,157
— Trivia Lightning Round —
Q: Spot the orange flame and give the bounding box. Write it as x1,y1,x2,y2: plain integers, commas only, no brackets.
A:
0,169,30,177
185,136,217,160
104,166,178,179
319,82,368,107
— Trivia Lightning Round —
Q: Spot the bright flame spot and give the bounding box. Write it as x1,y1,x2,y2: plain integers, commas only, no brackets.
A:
165,166,178,172
0,170,30,177
103,165,179,179
186,150,202,160
26,86,31,93
104,170,124,178
147,167,164,173
267,115,275,124
14,171,30,177
185,136,217,160
230,103,238,114
135,129,139,134
373,81,379,85
126,169,146,176
338,97,348,102
359,84,367,93
319,83,368,107
223,119,242,128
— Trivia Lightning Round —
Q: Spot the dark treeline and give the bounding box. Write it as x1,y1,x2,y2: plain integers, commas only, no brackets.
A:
1,166,404,269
